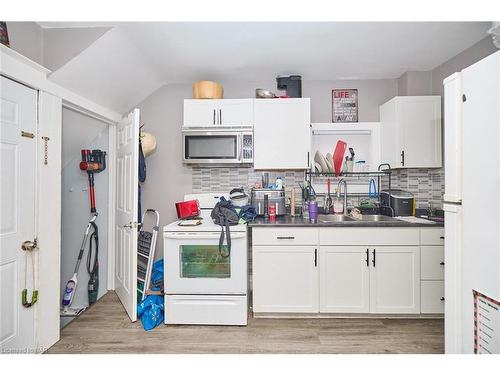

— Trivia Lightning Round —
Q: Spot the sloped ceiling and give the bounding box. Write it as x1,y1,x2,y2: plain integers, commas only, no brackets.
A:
48,27,165,114
46,22,491,114
43,26,111,71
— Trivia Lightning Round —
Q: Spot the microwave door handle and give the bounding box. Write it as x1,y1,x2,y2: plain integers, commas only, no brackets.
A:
238,133,243,162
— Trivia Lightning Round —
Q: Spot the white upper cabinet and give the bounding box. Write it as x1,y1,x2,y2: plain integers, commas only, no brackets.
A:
183,99,253,127
253,98,311,170
380,96,442,168
217,99,254,126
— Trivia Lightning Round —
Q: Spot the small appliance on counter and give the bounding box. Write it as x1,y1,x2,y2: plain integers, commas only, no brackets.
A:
380,189,414,217
251,188,286,216
175,199,200,220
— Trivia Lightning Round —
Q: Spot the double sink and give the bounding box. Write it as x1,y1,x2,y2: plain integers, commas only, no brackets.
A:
318,214,399,223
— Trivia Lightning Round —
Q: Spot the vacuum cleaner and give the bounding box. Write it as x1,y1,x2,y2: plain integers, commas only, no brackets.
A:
61,149,106,317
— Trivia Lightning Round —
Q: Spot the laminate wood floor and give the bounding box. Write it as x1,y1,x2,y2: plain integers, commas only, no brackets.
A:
47,292,444,354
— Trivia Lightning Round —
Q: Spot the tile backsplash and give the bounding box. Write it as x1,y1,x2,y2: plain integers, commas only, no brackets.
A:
381,168,444,209
192,167,445,209
192,167,305,193
192,167,305,207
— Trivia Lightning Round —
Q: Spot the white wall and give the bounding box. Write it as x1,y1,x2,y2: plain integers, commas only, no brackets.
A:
397,71,432,96
42,27,110,71
6,22,43,65
431,36,497,96
5,22,110,71
60,108,109,326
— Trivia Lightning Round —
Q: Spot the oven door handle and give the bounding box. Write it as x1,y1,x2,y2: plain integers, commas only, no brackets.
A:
164,232,246,240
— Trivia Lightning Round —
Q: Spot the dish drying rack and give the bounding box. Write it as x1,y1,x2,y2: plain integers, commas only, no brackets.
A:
304,163,393,203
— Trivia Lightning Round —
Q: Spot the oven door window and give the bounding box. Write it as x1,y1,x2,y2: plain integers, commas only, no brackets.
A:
180,245,231,278
185,135,237,159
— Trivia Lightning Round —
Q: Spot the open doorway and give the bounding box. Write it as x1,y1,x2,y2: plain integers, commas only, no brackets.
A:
60,107,111,327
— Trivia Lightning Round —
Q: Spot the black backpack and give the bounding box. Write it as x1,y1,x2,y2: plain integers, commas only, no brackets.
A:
211,197,239,257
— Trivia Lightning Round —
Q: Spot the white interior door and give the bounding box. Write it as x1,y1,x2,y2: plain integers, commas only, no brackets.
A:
114,109,139,321
0,76,37,351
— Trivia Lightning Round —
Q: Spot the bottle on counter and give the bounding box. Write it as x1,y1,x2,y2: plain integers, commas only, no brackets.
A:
269,203,276,222
276,177,283,190
309,200,318,223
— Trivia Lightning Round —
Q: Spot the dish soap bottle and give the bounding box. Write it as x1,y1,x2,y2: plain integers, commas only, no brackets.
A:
333,188,344,214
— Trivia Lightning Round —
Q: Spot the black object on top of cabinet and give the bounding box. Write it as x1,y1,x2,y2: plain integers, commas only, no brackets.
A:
276,75,302,98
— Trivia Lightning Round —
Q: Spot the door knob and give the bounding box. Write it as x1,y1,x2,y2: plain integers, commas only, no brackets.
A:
123,221,138,229
22,239,38,251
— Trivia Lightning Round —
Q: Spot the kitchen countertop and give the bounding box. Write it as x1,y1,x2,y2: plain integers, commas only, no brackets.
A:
248,215,444,228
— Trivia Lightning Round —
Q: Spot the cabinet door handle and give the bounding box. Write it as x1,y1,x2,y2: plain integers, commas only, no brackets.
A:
440,297,445,301
372,249,376,267
365,248,369,267
440,236,445,239
219,109,222,124
307,151,310,167
440,261,445,266
401,150,405,166
276,236,295,240
213,109,216,125
314,248,318,267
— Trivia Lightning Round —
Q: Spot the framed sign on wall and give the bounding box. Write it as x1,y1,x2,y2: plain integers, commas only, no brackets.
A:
474,290,500,354
0,22,9,47
332,89,358,123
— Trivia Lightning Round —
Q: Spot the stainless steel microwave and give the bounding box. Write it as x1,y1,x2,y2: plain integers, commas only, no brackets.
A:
182,128,253,164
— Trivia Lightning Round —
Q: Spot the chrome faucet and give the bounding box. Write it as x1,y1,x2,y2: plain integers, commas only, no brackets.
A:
337,179,348,214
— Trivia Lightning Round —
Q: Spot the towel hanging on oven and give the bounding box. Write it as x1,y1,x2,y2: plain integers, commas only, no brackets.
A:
211,197,239,258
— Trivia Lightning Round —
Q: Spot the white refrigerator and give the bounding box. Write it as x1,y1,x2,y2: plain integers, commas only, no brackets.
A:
444,50,500,354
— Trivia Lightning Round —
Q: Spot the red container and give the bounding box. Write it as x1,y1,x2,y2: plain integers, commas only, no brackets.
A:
269,204,276,222
175,200,200,220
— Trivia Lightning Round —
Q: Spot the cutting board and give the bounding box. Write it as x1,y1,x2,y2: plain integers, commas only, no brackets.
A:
333,140,347,176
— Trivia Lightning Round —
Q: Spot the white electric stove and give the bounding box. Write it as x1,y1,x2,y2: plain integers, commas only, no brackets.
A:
163,193,248,326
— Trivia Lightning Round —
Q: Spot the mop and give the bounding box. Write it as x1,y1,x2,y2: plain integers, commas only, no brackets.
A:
61,149,106,317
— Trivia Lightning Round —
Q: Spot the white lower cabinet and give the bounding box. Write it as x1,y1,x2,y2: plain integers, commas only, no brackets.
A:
420,228,444,314
421,281,445,314
252,245,319,313
369,246,421,314
320,246,370,313
252,227,442,316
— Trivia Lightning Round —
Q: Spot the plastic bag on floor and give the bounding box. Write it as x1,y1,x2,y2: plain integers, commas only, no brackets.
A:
137,259,164,331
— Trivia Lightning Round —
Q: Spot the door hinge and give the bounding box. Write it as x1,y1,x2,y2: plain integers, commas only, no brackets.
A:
400,150,405,166
462,94,466,102
21,131,35,139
